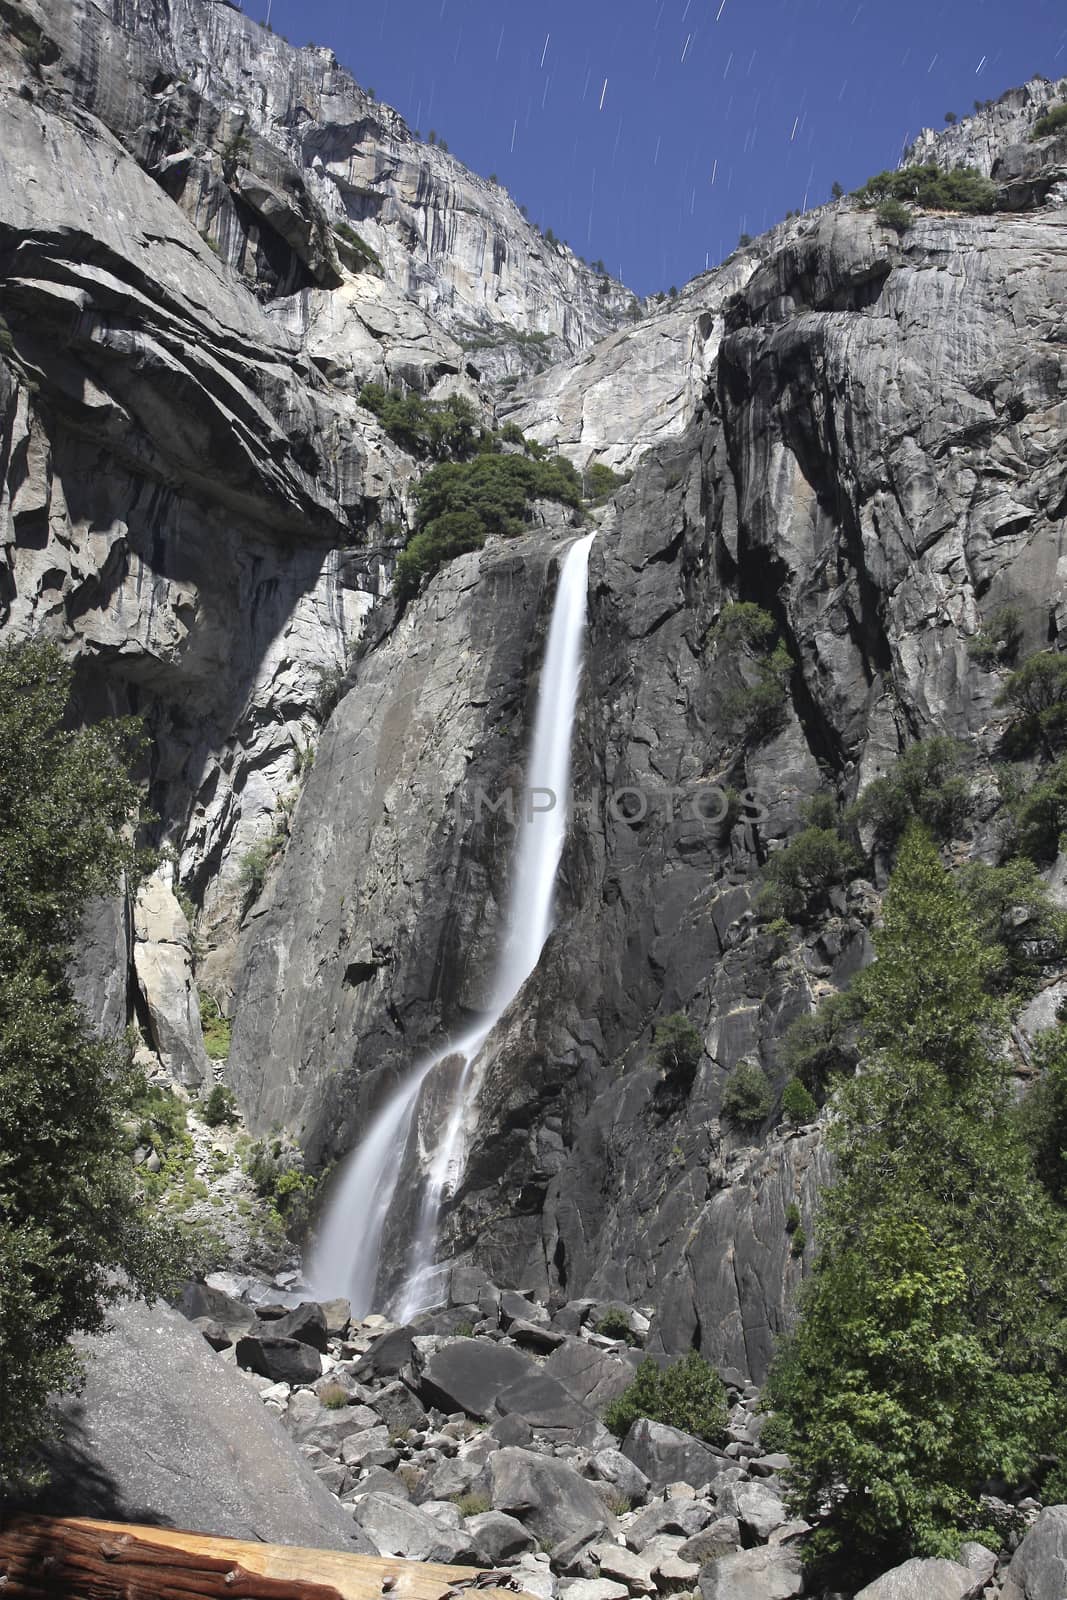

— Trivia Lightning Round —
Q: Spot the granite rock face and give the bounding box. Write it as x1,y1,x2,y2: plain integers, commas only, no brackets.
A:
16,1297,370,1550
5,0,1067,1400
227,115,1067,1377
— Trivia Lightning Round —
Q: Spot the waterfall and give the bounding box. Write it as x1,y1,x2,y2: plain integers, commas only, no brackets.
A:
309,531,596,1316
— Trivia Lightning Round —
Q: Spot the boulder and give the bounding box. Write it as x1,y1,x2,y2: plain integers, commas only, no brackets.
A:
346,1468,412,1502
697,1545,804,1600
717,1481,790,1541
854,1557,983,1600
419,1339,538,1420
178,1280,257,1342
509,1319,568,1353
370,1379,429,1435
352,1325,417,1380
499,1290,550,1327
284,1396,381,1452
592,1543,656,1594
545,1341,643,1414
560,1584,629,1600
550,1301,596,1334
495,1372,610,1447
587,1448,651,1508
626,1497,711,1552
235,1334,322,1386
1001,1506,1067,1600
466,1510,539,1563
16,1297,368,1549
956,1541,998,1591
414,1455,485,1503
339,1427,399,1470
268,1302,329,1352
491,1414,535,1448
488,1447,615,1547
192,1317,233,1352
352,1492,479,1563
320,1297,352,1337
620,1418,730,1493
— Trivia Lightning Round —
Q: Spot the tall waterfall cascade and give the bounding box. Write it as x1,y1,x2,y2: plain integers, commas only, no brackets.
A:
309,532,597,1316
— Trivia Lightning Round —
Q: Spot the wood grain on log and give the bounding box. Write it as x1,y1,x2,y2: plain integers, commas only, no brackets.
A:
0,1516,530,1600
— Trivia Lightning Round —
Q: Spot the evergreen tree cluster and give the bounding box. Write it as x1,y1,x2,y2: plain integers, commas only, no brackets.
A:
0,643,189,1482
765,827,1067,1584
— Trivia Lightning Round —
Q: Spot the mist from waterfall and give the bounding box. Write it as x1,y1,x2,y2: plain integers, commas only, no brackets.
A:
308,531,596,1317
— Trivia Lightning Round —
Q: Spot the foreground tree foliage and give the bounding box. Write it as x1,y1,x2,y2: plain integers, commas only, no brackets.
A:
765,825,1067,1585
0,642,188,1482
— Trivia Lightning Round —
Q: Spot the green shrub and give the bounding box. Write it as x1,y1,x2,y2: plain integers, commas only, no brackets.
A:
849,736,970,850
198,993,232,1062
720,644,793,742
779,991,863,1091
360,383,480,462
789,1225,807,1257
1018,1023,1067,1205
201,1083,238,1127
604,1351,728,1444
785,1202,802,1233
243,1141,318,1239
334,221,382,273
1010,754,1067,862
853,162,997,216
238,840,279,905
395,451,583,600
758,827,863,922
781,1077,817,1125
652,1012,703,1094
707,601,778,651
956,857,1067,997
1031,104,1067,140
757,1410,793,1454
708,606,794,743
584,462,631,503
967,605,1022,668
877,198,913,234
595,1307,636,1344
996,652,1067,754
721,1060,773,1129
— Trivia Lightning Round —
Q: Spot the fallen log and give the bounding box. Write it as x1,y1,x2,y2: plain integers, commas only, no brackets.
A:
0,1516,533,1600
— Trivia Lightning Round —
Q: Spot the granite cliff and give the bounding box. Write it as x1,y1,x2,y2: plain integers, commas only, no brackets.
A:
3,0,1067,1386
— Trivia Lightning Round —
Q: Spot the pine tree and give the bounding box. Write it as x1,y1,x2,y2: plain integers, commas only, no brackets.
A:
766,825,1066,1584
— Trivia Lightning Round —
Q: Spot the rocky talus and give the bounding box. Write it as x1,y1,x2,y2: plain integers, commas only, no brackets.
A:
163,1266,1053,1600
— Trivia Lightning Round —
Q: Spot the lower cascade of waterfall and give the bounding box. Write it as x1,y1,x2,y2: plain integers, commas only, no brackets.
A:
308,531,597,1318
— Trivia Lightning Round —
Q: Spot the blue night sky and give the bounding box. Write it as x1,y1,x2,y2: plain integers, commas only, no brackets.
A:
263,0,1066,296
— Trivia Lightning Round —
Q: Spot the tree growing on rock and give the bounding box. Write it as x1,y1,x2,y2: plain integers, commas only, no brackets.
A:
652,1012,703,1094
765,825,1067,1586
0,642,188,1482
604,1350,727,1444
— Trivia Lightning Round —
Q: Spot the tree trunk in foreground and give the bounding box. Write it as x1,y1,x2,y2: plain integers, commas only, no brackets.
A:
0,1516,527,1600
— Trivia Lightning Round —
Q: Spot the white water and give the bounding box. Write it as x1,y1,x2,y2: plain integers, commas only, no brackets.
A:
309,531,596,1316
